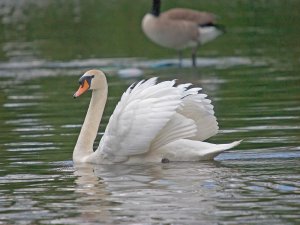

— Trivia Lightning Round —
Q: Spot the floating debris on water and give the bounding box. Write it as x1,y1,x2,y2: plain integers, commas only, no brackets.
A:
117,68,143,78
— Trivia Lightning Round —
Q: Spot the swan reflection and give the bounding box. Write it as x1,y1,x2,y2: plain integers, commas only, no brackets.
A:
73,162,228,223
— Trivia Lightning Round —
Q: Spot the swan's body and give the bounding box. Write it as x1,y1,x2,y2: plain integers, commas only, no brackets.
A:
73,70,240,164
142,0,224,67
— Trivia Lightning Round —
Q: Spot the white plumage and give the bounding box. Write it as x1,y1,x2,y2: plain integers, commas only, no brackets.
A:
73,70,241,164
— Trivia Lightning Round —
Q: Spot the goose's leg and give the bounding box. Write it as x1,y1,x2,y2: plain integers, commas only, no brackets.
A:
178,50,182,68
191,45,199,67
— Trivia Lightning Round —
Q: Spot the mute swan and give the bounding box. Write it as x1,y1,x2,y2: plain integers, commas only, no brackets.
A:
73,69,241,164
142,0,224,67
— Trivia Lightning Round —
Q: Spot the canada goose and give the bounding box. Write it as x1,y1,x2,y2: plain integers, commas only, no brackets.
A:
72,69,241,164
142,0,224,67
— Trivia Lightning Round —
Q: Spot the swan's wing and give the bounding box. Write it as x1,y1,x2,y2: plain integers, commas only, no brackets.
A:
177,85,219,141
150,113,197,150
98,78,183,159
161,8,216,25
144,84,219,150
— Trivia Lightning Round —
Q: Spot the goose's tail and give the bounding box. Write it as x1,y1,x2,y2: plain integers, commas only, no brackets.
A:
198,24,225,45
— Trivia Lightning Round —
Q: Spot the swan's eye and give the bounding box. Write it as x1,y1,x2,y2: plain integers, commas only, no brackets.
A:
78,75,95,87
86,75,95,87
78,77,85,87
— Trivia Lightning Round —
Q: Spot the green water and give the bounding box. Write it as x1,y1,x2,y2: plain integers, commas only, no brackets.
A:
0,0,300,224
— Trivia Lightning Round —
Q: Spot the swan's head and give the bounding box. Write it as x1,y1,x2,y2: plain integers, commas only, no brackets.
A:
73,69,107,98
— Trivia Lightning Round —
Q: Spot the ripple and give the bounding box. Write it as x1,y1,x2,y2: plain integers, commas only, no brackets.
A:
220,149,300,160
13,125,54,132
3,102,38,108
0,174,60,183
8,95,44,100
5,118,39,124
61,124,82,128
0,56,269,79
5,142,57,152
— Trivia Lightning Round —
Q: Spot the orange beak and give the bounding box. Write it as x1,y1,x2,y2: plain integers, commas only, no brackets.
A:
73,80,90,98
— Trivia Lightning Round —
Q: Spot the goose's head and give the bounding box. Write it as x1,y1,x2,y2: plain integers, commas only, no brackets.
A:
73,69,107,98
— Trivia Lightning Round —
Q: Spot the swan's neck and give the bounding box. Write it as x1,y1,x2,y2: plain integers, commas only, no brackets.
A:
73,87,107,162
151,0,160,17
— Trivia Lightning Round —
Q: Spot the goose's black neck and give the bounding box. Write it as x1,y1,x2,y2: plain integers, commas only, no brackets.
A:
151,0,161,17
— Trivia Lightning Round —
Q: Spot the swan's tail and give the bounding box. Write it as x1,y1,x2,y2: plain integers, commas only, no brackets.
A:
158,139,242,162
196,140,242,160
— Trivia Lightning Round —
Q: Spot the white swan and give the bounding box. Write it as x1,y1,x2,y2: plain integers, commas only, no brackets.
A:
142,0,225,67
73,69,241,164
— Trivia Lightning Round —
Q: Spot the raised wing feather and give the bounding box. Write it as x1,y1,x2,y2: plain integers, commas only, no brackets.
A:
150,113,197,150
141,83,219,151
98,78,182,158
177,88,219,141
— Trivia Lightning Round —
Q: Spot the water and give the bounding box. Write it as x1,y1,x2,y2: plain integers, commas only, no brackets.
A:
1,0,300,224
